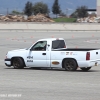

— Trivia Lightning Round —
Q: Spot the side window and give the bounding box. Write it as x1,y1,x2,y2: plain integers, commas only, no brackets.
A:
31,41,47,51
52,40,65,49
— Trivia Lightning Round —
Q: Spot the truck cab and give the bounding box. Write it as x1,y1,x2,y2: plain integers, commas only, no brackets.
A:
26,38,66,67
5,38,67,68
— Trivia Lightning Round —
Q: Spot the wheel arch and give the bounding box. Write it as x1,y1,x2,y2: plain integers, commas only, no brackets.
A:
11,57,26,67
62,58,78,68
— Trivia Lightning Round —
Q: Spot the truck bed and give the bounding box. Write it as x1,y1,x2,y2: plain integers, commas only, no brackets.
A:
53,48,99,51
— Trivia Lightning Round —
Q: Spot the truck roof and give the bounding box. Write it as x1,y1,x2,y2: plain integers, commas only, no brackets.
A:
37,38,64,41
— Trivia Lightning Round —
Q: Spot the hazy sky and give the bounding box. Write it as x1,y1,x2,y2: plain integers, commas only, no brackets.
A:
0,0,96,15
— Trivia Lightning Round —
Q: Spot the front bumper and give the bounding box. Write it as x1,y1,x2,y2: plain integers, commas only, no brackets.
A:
5,59,11,67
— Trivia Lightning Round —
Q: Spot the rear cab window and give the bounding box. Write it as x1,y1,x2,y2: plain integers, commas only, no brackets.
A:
52,40,66,49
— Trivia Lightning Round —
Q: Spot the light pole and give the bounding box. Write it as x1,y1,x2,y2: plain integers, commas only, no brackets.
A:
66,9,68,17
7,8,9,15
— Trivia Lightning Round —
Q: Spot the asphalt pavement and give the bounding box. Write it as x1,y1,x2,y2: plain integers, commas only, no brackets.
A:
0,31,100,100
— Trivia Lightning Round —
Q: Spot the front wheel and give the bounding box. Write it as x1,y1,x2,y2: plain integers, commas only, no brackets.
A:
80,67,91,71
63,59,78,71
12,58,24,69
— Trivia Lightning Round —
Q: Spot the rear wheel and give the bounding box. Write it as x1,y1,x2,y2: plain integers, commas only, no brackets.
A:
80,67,91,71
12,58,24,69
63,59,78,71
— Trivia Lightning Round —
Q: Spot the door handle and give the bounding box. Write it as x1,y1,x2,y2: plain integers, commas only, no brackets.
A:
96,52,98,55
42,53,46,55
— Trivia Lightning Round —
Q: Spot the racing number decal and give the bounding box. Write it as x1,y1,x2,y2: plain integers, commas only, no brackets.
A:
27,56,33,62
27,60,33,62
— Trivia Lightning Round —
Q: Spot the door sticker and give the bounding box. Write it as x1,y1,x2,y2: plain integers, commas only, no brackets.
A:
66,52,69,55
27,56,33,59
27,56,33,62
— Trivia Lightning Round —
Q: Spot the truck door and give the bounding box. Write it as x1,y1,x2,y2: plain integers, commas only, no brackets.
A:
27,41,49,67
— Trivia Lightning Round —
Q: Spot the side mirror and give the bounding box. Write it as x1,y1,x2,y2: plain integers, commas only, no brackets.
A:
30,48,33,51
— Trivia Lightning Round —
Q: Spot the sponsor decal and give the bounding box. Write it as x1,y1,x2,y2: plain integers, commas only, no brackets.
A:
73,53,77,55
61,52,65,55
66,52,69,55
70,52,73,55
52,61,59,65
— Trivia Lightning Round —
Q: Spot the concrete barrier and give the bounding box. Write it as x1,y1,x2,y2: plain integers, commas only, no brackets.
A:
0,22,100,31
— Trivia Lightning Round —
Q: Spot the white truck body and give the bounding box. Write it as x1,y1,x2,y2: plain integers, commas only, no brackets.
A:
5,38,100,71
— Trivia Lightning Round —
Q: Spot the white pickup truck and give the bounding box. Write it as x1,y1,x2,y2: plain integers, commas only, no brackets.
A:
5,38,100,71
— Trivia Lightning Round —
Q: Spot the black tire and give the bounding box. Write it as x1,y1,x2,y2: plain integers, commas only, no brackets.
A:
12,58,24,69
80,67,91,71
63,59,78,71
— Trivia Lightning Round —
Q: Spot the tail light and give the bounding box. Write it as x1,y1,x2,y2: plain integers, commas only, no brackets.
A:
86,52,90,60
64,45,66,48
